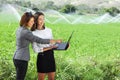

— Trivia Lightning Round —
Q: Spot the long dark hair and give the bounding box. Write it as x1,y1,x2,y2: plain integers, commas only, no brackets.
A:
31,12,45,31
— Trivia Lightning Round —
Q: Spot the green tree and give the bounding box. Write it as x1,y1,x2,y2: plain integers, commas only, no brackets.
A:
60,4,76,13
106,7,120,16
32,7,39,12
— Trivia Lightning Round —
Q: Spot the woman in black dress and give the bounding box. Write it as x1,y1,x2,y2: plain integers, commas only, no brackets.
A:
31,12,58,80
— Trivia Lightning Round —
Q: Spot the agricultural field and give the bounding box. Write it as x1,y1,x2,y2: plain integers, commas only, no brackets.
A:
0,17,120,80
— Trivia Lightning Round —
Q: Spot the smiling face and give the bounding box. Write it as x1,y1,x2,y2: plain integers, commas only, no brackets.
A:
27,17,34,28
37,15,44,29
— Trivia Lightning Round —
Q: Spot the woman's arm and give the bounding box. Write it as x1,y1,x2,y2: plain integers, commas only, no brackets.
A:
43,46,57,52
32,42,44,53
24,30,61,44
24,30,50,44
32,42,57,53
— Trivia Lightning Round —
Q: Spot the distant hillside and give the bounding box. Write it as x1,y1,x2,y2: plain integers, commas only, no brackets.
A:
52,0,120,9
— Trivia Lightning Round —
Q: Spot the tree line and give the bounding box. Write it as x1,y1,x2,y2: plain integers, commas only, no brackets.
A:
0,0,120,16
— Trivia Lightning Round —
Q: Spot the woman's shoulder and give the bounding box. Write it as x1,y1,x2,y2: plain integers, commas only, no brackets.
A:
45,27,52,31
18,26,30,33
16,26,32,37
32,30,38,34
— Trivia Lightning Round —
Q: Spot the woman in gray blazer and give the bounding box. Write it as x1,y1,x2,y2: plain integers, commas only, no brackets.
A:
13,12,61,80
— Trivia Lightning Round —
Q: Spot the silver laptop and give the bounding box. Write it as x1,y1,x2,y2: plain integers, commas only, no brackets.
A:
54,31,74,50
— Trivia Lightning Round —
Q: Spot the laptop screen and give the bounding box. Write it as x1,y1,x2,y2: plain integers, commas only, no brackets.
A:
67,31,74,43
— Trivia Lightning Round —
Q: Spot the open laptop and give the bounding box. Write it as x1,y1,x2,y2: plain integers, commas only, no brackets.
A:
54,31,74,50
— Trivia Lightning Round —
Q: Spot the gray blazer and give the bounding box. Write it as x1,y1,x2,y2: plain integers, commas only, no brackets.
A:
13,27,50,61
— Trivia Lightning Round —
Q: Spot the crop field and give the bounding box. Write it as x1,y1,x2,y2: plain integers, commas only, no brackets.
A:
0,16,120,80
